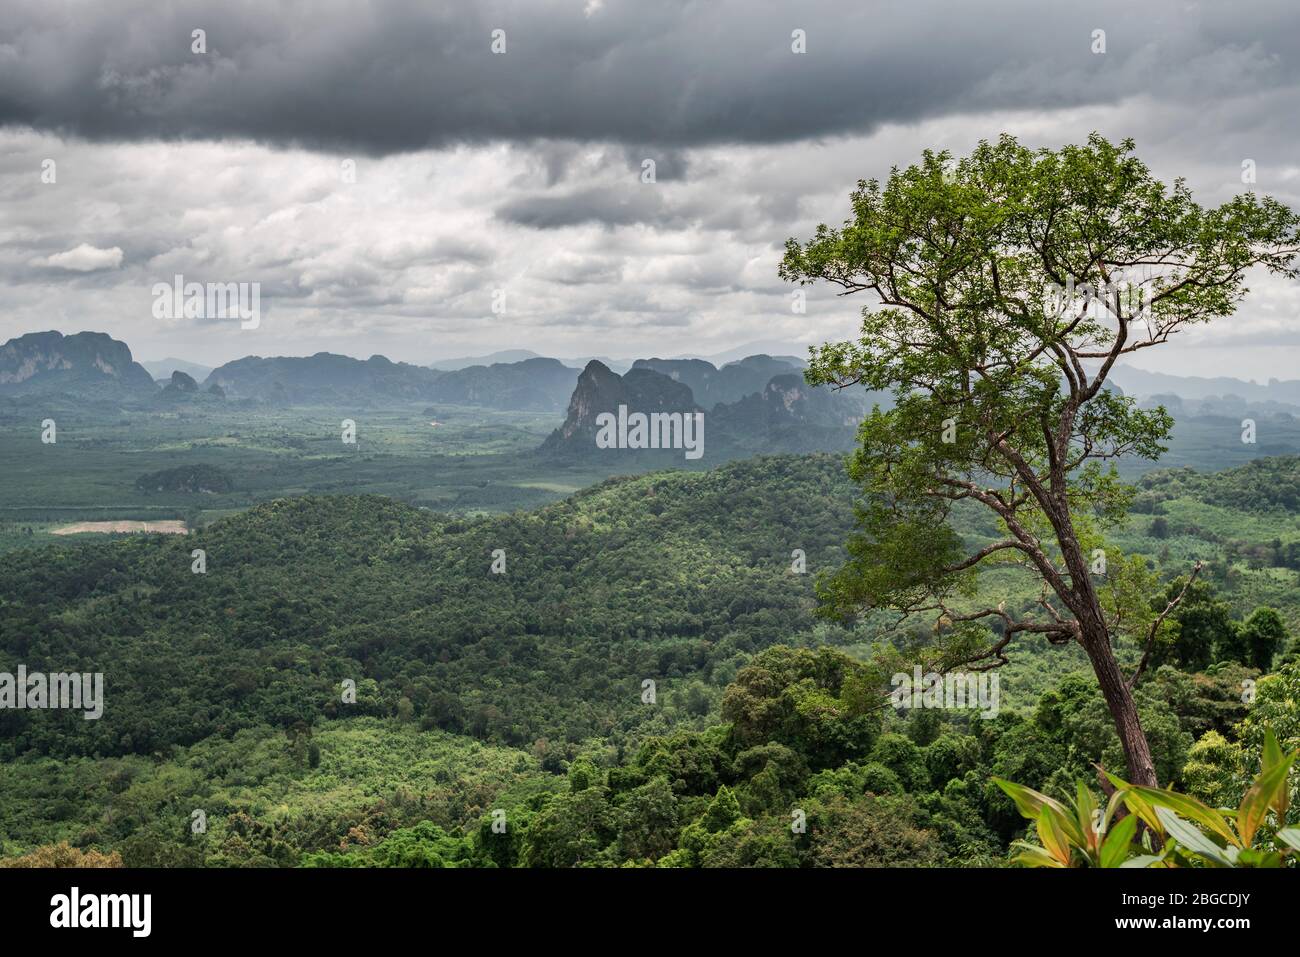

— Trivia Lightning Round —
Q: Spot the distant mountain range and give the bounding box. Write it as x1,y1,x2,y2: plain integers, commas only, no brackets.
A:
428,349,545,371
204,352,442,404
203,353,581,410
429,349,631,374
142,357,214,382
631,355,807,408
7,331,1300,438
0,331,820,419
0,331,156,398
426,340,809,374
538,358,873,460
1109,365,1300,408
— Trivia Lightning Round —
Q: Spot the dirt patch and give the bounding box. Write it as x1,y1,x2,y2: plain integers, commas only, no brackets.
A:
51,521,189,536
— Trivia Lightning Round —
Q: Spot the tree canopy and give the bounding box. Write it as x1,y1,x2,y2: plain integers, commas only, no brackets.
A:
781,133,1300,784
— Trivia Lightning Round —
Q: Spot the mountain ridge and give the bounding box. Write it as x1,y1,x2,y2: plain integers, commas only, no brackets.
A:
539,359,870,460
0,330,156,398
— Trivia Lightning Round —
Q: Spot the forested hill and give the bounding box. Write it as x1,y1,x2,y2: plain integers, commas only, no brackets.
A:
0,455,862,760
4,453,1298,768
2,453,1299,867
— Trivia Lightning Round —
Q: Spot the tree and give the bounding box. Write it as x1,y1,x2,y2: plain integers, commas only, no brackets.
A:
781,133,1300,786
616,777,680,861
1238,607,1288,672
1155,577,1236,671
520,787,616,868
721,646,880,770
700,785,742,833
808,794,945,868
0,842,123,868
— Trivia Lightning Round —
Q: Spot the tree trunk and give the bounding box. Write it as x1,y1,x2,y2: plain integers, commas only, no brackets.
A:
1045,497,1159,788
1079,623,1158,787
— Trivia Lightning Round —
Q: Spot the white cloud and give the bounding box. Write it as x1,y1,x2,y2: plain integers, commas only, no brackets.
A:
41,243,124,272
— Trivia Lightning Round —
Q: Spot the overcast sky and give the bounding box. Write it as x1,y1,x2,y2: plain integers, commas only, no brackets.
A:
2,0,1299,378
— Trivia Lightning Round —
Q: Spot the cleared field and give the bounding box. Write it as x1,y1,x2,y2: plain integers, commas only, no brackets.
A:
50,520,188,535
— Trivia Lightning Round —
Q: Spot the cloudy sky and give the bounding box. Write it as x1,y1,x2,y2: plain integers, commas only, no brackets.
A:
2,0,1299,377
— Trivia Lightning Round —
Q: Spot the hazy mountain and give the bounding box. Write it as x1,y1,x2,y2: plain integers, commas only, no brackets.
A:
0,330,156,398
696,340,810,366
1111,365,1300,406
204,352,439,403
429,349,541,371
142,357,214,381
538,360,699,458
562,356,633,374
709,373,874,453
160,370,200,397
206,352,580,410
540,359,874,460
433,350,633,373
153,369,229,406
632,354,803,408
427,357,579,411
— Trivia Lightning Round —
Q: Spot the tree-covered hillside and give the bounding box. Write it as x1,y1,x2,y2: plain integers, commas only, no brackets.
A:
0,455,864,761
1,453,1297,866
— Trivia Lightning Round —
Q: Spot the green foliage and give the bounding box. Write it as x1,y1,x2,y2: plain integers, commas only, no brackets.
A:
302,821,470,868
1239,659,1300,759
520,786,618,868
1239,607,1289,671
781,132,1300,784
992,777,1133,868
0,456,865,761
868,733,930,792
136,463,235,494
1000,727,1300,867
1105,728,1300,867
1155,577,1240,670
1181,731,1244,808
721,646,881,770
806,794,946,867
2,393,1297,868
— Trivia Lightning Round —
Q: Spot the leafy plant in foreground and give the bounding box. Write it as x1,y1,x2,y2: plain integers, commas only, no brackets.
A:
997,728,1300,867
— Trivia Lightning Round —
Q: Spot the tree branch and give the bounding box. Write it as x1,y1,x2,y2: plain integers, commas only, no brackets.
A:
1128,560,1203,688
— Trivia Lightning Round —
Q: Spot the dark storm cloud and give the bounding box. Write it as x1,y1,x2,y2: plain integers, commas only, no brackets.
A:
495,185,687,229
4,0,1298,154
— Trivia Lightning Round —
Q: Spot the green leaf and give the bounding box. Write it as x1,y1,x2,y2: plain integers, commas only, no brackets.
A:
1263,726,1284,770
1010,840,1066,868
1234,847,1284,868
1237,753,1296,848
993,777,1085,847
1155,806,1233,866
1261,727,1290,819
1120,853,1164,869
1037,806,1073,866
1099,813,1138,868
1100,788,1127,835
1109,777,1164,840
1273,827,1300,852
1076,781,1100,854
1125,784,1239,848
